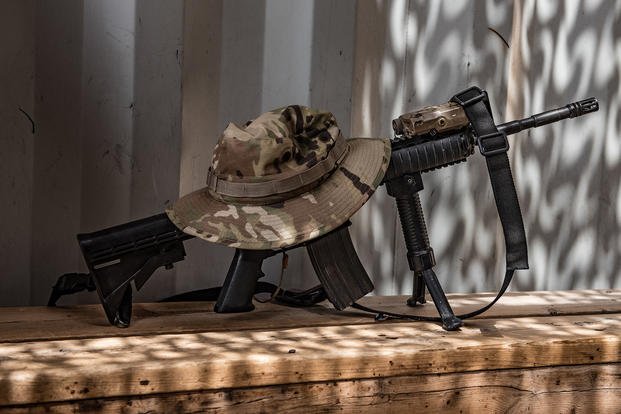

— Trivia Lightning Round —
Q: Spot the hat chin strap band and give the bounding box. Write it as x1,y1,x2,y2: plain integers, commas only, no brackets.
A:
206,137,349,200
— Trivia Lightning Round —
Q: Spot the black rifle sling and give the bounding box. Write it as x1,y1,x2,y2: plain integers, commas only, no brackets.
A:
448,86,528,318
160,280,327,307
353,87,529,324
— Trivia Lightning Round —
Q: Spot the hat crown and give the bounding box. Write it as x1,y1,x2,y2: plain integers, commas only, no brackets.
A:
212,106,341,183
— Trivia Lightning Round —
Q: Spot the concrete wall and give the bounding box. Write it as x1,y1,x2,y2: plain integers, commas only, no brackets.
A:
0,0,619,306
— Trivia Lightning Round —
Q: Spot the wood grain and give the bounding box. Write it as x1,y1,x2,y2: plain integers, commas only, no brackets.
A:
1,364,619,413
0,312,619,405
1,290,619,410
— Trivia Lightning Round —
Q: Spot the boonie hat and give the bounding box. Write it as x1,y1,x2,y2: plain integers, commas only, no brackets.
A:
167,105,390,250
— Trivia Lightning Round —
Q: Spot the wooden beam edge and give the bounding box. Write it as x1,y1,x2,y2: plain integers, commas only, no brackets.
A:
1,363,620,412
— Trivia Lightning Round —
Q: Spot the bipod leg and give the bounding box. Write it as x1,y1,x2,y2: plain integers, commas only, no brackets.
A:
386,173,462,331
421,269,462,330
407,273,426,306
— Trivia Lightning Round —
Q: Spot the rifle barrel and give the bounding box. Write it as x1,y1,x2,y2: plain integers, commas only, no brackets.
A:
497,97,599,136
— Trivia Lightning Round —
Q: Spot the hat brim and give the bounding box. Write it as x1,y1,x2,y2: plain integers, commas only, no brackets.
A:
166,138,391,250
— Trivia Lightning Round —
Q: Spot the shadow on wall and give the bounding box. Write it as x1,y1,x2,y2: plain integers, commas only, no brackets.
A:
509,0,621,292
351,0,620,296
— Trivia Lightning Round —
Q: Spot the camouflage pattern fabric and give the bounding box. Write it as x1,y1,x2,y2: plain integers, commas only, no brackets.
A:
213,106,341,182
167,105,390,250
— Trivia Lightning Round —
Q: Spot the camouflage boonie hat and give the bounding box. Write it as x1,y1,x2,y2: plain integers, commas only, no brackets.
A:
167,105,390,250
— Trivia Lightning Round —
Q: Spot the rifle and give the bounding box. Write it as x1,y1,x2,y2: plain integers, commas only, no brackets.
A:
49,86,598,330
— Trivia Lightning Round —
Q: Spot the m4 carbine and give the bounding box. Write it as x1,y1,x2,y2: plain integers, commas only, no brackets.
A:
49,86,598,330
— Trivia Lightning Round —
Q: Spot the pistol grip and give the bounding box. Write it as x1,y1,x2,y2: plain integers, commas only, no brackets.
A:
214,249,276,313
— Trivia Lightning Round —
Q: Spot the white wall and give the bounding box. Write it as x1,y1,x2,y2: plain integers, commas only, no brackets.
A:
0,0,619,306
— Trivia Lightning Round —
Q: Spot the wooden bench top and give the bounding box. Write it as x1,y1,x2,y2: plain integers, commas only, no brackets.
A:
1,290,620,412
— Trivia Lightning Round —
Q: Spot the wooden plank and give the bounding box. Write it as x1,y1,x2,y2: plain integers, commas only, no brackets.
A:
0,290,619,343
1,363,619,413
0,313,619,406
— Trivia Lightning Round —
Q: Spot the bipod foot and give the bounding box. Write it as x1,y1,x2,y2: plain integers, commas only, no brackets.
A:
406,274,426,307
422,269,462,331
